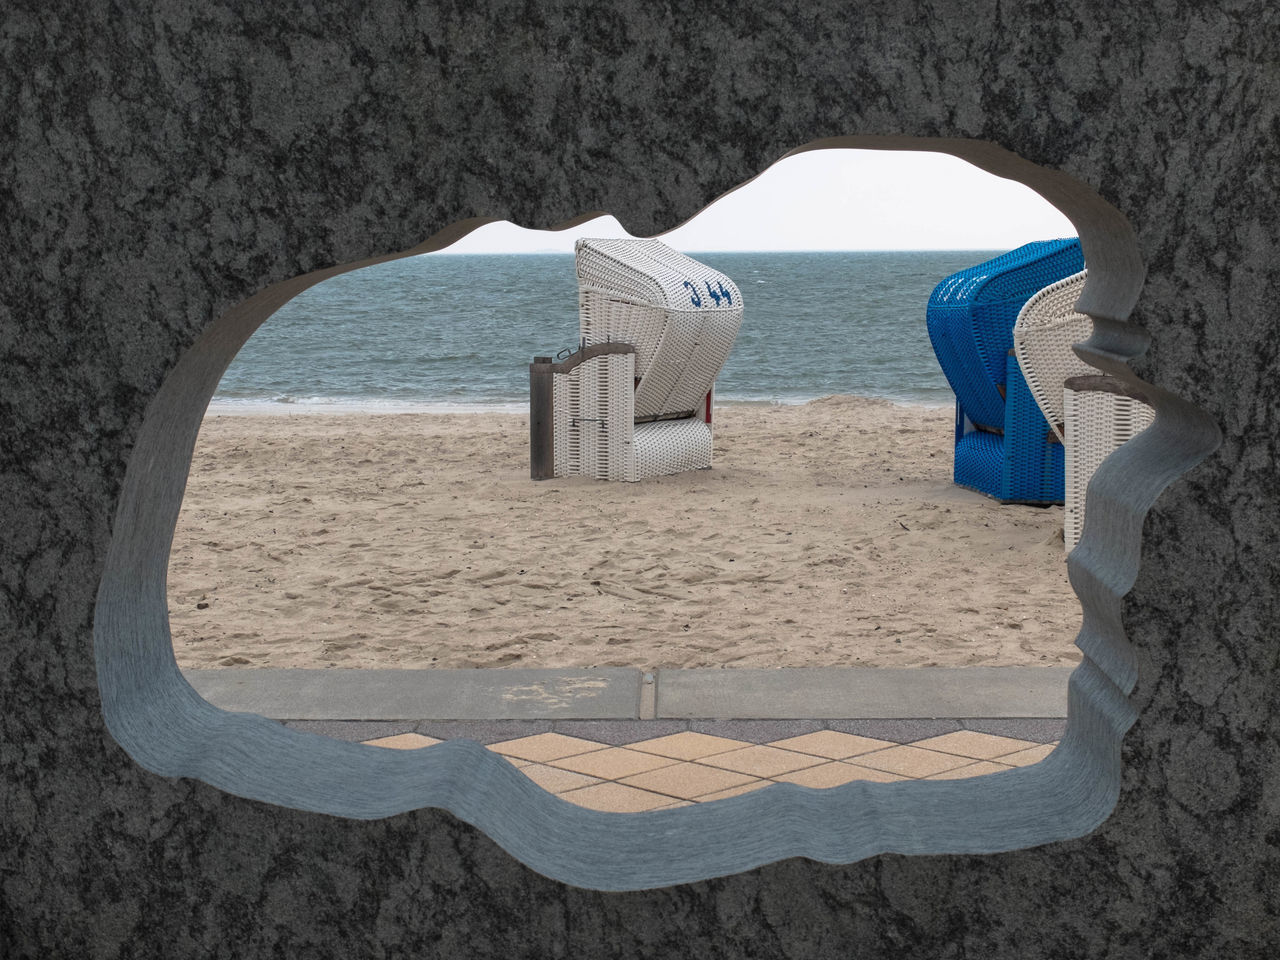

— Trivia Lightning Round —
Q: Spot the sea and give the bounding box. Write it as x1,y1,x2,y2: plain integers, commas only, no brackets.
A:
210,251,1001,412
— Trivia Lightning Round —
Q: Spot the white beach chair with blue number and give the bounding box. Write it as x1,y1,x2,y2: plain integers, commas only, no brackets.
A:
529,238,743,482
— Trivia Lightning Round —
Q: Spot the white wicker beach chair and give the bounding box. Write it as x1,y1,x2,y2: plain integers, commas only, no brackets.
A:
1013,270,1155,549
1062,375,1156,550
529,238,743,482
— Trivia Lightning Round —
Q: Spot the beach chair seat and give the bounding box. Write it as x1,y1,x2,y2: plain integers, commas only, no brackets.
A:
1012,271,1155,549
530,238,742,482
925,239,1085,503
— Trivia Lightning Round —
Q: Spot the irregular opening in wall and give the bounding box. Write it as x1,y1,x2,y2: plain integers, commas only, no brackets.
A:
97,135,1215,890
167,149,1086,805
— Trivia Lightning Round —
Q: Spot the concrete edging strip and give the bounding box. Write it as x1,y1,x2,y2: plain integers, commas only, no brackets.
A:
183,666,1073,721
656,667,1074,719
184,667,642,720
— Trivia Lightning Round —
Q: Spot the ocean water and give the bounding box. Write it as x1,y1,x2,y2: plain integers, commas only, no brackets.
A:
211,251,1001,411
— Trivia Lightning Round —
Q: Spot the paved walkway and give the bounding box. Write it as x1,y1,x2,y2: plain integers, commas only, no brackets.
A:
187,666,1071,813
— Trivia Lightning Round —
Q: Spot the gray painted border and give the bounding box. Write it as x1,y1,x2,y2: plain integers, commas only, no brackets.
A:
93,135,1220,892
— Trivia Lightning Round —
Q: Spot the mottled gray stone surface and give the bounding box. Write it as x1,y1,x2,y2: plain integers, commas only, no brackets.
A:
3,1,1277,956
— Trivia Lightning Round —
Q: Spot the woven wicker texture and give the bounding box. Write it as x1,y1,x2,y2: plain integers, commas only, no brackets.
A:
928,239,1085,431
578,291,668,384
549,239,741,481
552,352,637,481
633,418,714,477
1013,272,1157,549
1013,271,1095,442
926,239,1084,503
1003,352,1066,501
1063,385,1156,550
576,238,742,422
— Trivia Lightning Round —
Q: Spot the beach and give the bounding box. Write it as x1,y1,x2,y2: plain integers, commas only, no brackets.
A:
167,397,1082,671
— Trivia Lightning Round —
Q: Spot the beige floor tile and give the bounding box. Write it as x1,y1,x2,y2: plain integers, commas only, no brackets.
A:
852,745,974,778
517,763,603,793
548,747,679,780
362,733,442,750
910,731,1039,760
697,781,774,803
924,760,1015,780
620,762,761,801
628,731,751,761
486,733,607,763
559,781,678,813
700,744,826,778
773,761,906,788
995,742,1057,766
837,764,910,783
767,730,898,759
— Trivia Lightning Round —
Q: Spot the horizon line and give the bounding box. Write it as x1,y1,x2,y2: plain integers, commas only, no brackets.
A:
425,244,1053,256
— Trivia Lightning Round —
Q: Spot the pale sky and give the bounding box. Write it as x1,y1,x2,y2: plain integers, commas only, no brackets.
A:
435,149,1077,254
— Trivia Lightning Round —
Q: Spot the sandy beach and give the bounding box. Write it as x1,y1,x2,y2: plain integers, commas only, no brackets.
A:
167,397,1082,671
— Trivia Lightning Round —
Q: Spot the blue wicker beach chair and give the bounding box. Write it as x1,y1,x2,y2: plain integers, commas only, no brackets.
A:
926,239,1085,503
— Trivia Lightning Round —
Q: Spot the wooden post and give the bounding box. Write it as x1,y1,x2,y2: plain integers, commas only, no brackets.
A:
529,357,554,480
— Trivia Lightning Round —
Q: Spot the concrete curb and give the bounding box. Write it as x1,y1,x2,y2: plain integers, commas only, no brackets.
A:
184,665,1074,721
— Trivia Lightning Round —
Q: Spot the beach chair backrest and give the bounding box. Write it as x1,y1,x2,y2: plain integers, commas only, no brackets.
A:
927,238,1085,431
576,238,743,421
1012,270,1097,442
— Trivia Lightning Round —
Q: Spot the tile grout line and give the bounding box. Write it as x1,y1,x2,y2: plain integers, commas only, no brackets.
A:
361,729,1063,810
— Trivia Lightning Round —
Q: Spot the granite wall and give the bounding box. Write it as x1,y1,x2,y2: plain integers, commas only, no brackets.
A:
3,1,1277,957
